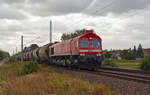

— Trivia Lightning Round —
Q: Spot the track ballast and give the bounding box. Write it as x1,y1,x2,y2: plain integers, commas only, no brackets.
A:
98,67,150,84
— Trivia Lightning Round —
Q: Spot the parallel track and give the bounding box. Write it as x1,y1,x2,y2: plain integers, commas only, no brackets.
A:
64,66,150,84
48,65,150,95
48,64,150,84
97,67,150,84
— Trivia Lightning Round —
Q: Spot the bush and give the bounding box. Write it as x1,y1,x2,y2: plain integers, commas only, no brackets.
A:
8,57,15,63
21,61,38,75
140,55,150,71
102,59,118,67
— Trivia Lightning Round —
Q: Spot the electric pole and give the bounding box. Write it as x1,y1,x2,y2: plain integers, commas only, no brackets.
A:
21,36,23,62
16,47,18,54
13,50,14,56
50,20,52,43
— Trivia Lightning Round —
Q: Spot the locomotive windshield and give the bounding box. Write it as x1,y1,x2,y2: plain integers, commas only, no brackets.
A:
92,40,100,48
80,40,89,48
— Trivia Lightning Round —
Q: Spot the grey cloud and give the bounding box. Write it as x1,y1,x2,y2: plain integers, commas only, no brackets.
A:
108,0,150,14
0,0,150,17
84,0,150,16
120,9,150,41
26,0,150,16
2,0,150,17
0,0,25,4
17,0,92,16
0,23,28,32
0,4,27,19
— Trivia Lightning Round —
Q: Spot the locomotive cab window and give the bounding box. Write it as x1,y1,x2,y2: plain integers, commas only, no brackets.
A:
51,47,54,55
80,40,89,48
92,40,100,48
74,41,78,48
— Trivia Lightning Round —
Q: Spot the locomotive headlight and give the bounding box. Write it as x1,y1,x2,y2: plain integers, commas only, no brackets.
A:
89,37,92,40
97,54,101,56
80,54,85,56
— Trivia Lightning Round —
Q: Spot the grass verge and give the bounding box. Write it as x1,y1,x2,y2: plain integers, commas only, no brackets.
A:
0,61,120,95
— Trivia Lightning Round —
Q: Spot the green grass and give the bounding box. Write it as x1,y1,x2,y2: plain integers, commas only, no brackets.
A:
102,59,141,70
115,62,141,69
0,61,120,95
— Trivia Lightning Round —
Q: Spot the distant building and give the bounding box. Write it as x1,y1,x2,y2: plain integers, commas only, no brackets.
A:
109,50,121,60
143,48,150,57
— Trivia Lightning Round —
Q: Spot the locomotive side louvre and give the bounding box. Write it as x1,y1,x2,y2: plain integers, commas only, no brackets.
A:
52,40,71,56
48,40,71,66
49,38,79,56
70,38,79,55
48,38,79,67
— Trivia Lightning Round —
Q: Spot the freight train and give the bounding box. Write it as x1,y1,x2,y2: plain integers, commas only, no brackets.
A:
16,30,102,70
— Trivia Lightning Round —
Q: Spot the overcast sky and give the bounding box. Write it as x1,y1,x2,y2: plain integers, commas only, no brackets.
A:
0,0,150,55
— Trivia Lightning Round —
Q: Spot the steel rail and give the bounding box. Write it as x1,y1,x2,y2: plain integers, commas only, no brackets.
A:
96,67,150,84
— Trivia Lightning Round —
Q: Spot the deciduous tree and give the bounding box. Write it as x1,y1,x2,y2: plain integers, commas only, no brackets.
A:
137,44,144,58
61,29,85,41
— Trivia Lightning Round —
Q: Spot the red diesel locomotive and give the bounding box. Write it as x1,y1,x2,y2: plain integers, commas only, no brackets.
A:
16,30,102,69
49,30,102,69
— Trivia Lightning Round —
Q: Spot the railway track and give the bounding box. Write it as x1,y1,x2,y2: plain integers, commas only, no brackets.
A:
48,65,150,95
97,67,150,84
48,64,150,84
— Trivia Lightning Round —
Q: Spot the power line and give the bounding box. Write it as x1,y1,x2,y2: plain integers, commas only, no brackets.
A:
92,0,115,14
24,36,40,46
63,1,93,33
65,0,116,33
62,0,103,34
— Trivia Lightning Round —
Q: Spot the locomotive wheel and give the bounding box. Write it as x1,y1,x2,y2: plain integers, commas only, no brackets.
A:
66,59,71,68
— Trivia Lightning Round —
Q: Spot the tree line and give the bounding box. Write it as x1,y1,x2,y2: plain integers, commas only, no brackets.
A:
61,29,85,41
103,44,144,60
0,50,9,61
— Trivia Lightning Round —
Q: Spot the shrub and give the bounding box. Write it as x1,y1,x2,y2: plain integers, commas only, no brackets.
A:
102,59,118,67
8,57,15,63
21,61,38,75
140,55,150,71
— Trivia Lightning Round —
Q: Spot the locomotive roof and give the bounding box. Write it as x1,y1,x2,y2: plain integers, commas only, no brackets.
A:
49,30,101,47
77,30,101,39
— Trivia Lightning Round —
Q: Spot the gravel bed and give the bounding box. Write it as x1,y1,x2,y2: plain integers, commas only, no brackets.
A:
49,66,150,95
